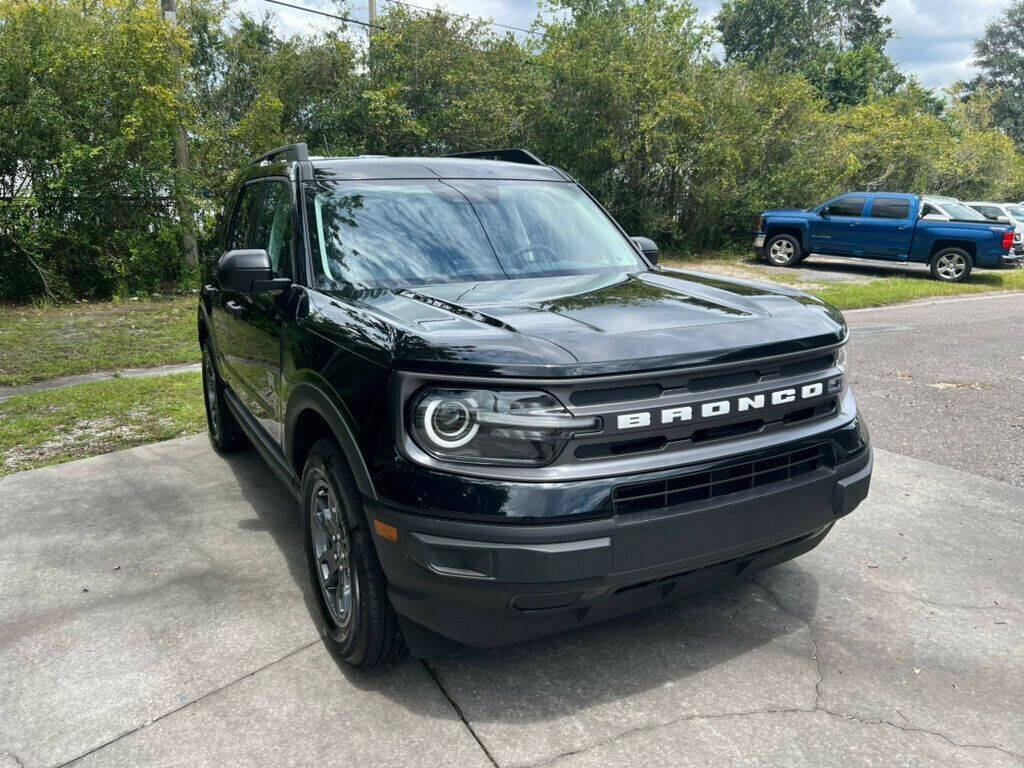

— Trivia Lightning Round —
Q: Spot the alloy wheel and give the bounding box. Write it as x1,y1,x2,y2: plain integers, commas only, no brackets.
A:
769,239,795,264
202,347,220,439
310,476,357,631
936,252,967,280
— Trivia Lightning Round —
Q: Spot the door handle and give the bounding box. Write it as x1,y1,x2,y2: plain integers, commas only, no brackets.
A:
225,300,246,318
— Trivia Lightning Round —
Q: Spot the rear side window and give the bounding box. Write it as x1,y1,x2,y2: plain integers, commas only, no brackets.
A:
870,198,911,220
251,180,294,279
969,204,1003,221
828,196,866,217
227,184,264,251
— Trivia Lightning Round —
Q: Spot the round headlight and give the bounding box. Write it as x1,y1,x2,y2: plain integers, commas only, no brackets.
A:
422,397,479,448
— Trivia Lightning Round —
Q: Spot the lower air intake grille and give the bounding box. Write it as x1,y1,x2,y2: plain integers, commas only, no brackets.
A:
612,444,831,515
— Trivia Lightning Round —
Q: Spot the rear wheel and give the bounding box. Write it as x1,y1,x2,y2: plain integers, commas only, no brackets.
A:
929,248,973,282
301,439,404,668
764,234,802,267
201,341,248,453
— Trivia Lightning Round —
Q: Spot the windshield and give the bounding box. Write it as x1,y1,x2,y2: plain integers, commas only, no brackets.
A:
1006,205,1024,220
306,179,646,289
939,201,987,221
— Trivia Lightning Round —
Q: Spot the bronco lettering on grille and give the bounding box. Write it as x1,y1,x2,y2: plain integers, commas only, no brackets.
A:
615,378,841,431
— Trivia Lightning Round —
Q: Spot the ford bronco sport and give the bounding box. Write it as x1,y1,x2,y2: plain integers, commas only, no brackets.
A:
199,145,872,668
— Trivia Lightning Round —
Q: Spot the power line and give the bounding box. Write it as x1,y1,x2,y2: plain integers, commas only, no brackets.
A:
262,0,384,29
380,0,540,36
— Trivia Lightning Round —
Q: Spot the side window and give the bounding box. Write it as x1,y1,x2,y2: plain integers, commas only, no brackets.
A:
870,197,911,220
920,203,942,217
828,196,867,217
971,205,1002,221
227,184,263,251
251,181,294,279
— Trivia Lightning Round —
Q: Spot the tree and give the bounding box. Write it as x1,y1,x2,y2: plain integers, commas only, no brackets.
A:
964,0,1024,147
716,0,902,107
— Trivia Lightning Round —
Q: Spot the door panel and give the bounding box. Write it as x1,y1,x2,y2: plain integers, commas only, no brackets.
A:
232,179,296,445
808,195,866,255
213,184,263,393
859,196,914,260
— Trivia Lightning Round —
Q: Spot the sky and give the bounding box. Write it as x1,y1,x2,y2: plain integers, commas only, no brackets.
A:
247,0,1009,90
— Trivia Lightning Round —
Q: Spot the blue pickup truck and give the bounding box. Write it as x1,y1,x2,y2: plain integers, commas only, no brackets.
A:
754,193,1021,282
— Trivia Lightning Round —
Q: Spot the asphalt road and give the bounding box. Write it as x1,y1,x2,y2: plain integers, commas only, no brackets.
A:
2,293,1023,768
847,292,1024,487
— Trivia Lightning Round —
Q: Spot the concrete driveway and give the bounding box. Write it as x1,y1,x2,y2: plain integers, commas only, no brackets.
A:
2,294,1023,768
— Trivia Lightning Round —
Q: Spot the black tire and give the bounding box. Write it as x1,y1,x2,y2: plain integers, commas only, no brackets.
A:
301,438,404,668
764,234,802,267
929,248,973,283
201,341,249,453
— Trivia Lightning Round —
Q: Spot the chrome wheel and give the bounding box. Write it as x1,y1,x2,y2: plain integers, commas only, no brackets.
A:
936,252,967,280
310,477,357,631
202,346,220,438
769,238,795,264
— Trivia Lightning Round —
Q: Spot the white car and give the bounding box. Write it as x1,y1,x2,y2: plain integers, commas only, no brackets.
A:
965,201,1024,254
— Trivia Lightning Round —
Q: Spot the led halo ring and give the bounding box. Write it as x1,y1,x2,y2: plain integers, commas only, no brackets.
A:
422,397,480,449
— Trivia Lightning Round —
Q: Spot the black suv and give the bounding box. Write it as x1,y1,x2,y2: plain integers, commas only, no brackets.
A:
199,144,872,667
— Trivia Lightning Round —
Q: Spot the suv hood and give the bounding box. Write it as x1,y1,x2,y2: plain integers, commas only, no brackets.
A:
312,270,847,377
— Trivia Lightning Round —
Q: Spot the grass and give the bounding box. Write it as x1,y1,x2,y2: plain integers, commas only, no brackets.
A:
0,296,198,387
664,252,1024,310
0,372,206,477
810,269,1024,309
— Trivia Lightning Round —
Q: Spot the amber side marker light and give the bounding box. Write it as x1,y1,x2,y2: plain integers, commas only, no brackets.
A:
374,518,399,543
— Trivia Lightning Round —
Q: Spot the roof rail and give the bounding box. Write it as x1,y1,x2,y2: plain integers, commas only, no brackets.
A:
447,148,545,166
250,143,310,166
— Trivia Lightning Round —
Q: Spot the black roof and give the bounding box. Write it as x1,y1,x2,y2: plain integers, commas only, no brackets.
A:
310,156,570,182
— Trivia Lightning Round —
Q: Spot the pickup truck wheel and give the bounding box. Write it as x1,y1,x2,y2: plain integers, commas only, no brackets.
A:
201,342,249,453
301,439,404,668
765,234,802,267
930,248,973,282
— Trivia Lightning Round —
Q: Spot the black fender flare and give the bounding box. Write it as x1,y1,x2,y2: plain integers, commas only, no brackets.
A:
285,379,377,501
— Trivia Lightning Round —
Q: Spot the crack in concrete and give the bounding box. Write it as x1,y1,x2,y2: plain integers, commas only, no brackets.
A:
511,579,1024,768
53,639,320,768
421,660,500,768
1,751,27,768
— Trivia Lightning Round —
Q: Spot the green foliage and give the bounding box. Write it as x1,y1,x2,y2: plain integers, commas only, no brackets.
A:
0,0,190,299
717,0,903,108
3,0,1024,301
963,0,1024,149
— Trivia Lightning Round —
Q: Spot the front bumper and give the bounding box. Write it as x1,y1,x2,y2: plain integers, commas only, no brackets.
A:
1002,250,1024,265
366,436,872,652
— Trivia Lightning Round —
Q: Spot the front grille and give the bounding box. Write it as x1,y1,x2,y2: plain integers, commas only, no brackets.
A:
570,383,663,406
611,444,831,515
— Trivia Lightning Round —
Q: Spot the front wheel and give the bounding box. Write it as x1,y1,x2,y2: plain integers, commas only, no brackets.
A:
929,248,973,282
301,439,404,668
764,234,802,267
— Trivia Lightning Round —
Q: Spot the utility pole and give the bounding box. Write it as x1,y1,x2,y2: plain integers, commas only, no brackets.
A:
368,0,376,25
162,0,199,267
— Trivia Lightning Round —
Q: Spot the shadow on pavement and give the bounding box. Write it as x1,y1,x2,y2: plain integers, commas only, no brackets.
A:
217,447,820,723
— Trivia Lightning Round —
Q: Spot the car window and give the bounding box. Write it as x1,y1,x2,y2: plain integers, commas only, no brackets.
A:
920,203,944,217
870,197,911,220
227,184,263,251
827,196,867,217
941,201,987,221
969,204,1003,221
251,180,294,279
1006,205,1024,220
306,179,646,290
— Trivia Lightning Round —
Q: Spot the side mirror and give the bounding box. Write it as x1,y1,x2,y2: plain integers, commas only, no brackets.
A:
819,207,830,218
217,249,290,292
997,215,1011,223
631,236,660,265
